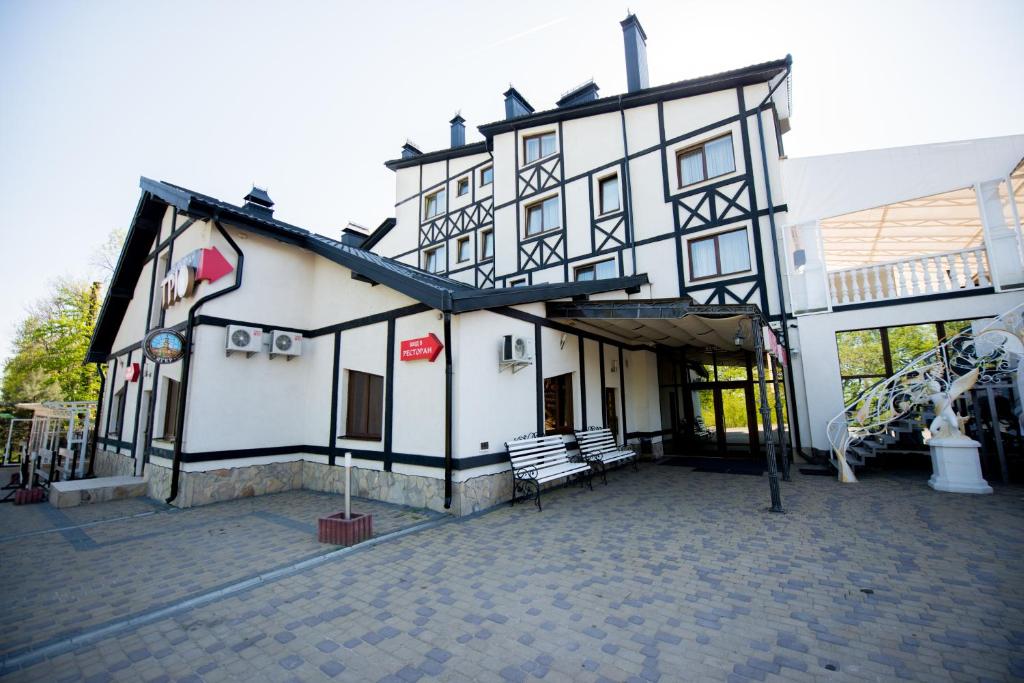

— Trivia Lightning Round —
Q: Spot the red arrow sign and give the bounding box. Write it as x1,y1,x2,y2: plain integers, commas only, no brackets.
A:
197,247,234,284
400,333,444,362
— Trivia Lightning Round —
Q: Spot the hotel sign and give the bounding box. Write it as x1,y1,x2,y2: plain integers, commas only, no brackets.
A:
400,333,444,362
143,328,186,364
161,247,233,309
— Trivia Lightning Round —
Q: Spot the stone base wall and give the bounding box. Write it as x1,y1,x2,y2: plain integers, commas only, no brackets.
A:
451,470,513,516
114,457,521,516
303,461,446,513
93,449,136,478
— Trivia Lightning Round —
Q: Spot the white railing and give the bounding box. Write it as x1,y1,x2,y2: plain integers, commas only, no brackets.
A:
828,247,990,306
826,304,1023,483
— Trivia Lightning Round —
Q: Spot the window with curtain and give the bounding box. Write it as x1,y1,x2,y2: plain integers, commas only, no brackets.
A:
109,387,125,435
524,132,557,163
424,246,445,273
599,175,620,214
345,370,383,440
677,134,735,187
162,379,181,441
544,373,574,434
575,259,616,281
526,196,560,235
424,189,446,218
480,230,494,260
688,228,750,280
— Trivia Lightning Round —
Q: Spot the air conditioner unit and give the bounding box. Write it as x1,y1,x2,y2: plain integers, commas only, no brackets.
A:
226,325,263,357
499,334,533,372
270,330,303,360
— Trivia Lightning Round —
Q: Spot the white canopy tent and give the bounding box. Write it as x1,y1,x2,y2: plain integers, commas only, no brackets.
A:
782,135,1024,226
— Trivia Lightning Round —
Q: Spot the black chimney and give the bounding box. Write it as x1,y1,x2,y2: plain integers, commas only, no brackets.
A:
450,114,466,147
401,141,423,159
621,13,649,93
557,80,600,108
503,87,535,120
243,186,274,217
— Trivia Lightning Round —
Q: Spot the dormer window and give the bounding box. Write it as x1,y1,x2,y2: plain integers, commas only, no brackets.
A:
456,178,469,197
677,134,735,188
524,132,557,164
424,189,446,218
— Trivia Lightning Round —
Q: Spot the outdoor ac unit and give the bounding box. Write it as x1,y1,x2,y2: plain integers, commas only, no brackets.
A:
226,325,263,357
500,334,534,364
270,330,303,360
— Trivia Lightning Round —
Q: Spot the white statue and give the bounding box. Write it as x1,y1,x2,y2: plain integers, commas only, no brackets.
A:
926,367,978,441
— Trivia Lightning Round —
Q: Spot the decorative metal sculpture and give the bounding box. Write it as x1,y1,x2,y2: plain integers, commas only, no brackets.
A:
827,304,1024,482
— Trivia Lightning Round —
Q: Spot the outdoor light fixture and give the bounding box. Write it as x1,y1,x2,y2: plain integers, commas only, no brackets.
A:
733,325,746,347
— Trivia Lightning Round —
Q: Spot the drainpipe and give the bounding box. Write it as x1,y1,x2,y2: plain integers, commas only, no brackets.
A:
443,309,453,509
753,63,804,458
86,363,105,478
166,220,244,504
618,96,639,278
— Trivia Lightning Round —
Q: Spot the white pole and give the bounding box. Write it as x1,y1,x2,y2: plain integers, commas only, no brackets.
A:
344,452,352,520
3,420,12,466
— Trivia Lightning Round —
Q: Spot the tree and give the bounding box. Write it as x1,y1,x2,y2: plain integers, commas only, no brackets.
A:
90,228,127,285
0,280,102,404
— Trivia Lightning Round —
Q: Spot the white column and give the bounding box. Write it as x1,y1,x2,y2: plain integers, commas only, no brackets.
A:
976,180,1024,290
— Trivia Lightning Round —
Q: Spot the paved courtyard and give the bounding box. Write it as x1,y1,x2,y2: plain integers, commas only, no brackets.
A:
1,463,1022,682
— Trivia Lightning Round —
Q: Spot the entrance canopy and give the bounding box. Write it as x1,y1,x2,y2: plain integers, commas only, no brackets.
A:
546,300,761,354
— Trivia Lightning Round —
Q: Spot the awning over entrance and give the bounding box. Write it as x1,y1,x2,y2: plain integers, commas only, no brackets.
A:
546,300,761,353
546,298,789,512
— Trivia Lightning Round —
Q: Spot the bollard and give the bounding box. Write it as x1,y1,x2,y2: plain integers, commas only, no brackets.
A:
344,452,351,520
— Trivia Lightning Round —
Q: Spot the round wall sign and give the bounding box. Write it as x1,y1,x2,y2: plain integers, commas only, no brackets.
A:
143,328,186,364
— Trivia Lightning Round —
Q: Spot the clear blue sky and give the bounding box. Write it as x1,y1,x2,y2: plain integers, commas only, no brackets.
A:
1,0,1022,365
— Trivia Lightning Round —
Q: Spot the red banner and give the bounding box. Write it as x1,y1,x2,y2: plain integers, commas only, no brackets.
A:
400,333,444,362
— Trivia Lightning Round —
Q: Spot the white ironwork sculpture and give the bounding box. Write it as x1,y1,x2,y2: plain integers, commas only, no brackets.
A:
827,304,1024,482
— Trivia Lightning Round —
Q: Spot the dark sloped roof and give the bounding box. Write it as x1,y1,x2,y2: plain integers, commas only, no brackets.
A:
478,57,791,137
86,179,648,361
383,57,790,168
384,141,489,170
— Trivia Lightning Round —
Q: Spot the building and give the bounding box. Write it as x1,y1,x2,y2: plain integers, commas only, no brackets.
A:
86,15,1024,514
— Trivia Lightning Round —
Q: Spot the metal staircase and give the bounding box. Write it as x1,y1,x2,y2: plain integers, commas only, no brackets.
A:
827,304,1024,482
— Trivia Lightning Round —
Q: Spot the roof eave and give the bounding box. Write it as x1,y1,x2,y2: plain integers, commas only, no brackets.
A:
450,274,650,313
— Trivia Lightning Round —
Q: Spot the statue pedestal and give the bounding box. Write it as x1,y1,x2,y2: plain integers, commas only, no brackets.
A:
927,437,992,494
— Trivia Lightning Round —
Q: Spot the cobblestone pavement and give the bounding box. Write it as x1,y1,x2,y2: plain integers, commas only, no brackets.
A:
0,490,440,658
2,464,1023,682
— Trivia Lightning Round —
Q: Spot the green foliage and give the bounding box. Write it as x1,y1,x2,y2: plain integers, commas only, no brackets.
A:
1,280,102,404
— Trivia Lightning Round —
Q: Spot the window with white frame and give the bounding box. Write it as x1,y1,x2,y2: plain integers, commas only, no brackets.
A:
526,196,560,236
480,229,494,260
688,228,750,280
677,134,735,188
574,259,617,281
424,246,445,273
424,189,446,218
598,174,620,214
524,132,556,164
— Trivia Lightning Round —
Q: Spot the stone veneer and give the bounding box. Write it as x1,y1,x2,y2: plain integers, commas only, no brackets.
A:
88,447,650,515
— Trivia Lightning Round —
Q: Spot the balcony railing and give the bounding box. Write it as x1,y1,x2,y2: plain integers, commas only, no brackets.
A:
828,247,991,306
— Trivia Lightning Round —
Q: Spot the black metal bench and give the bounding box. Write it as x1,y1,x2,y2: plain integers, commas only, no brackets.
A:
505,433,592,511
574,427,638,484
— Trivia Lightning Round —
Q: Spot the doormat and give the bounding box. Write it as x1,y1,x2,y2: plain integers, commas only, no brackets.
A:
798,467,834,476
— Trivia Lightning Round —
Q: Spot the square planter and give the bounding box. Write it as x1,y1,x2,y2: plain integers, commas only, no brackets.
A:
317,511,373,545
